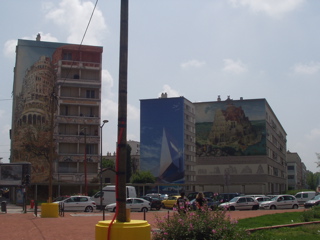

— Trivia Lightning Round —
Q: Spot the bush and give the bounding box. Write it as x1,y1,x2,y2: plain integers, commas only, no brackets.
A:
300,206,320,222
152,207,250,240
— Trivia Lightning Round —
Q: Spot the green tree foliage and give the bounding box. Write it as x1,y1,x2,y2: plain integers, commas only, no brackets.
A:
131,170,156,184
306,170,320,190
102,158,115,170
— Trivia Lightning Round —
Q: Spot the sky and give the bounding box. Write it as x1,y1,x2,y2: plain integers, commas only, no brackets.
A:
1,0,320,173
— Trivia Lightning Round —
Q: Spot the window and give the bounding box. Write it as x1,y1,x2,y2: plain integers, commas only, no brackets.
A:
288,175,295,179
86,90,95,98
63,52,72,60
287,166,294,170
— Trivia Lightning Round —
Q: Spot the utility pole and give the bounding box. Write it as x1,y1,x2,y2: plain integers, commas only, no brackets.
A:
48,91,55,203
116,0,129,222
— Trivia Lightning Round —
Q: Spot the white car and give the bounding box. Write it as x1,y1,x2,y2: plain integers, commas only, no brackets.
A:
106,198,151,212
259,195,299,210
219,196,259,210
54,196,96,212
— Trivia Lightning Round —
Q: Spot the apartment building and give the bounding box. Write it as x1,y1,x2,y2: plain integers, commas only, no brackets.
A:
10,38,102,195
140,94,196,192
287,151,307,189
194,97,287,194
139,95,287,195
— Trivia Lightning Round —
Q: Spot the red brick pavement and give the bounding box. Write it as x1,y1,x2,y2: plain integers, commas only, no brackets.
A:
0,208,305,240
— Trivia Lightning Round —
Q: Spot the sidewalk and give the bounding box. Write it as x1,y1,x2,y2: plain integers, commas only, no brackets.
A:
0,206,305,240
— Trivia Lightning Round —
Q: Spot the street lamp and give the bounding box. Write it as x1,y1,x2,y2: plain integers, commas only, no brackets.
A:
100,119,108,220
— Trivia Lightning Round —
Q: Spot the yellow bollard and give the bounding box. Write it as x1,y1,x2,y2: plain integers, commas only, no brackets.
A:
41,203,59,218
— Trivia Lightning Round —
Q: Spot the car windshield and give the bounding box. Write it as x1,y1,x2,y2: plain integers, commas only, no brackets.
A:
311,195,320,200
270,196,278,201
229,197,239,202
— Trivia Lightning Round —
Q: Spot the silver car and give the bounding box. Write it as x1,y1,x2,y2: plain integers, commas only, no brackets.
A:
219,196,259,210
259,195,299,210
106,198,151,212
54,196,96,212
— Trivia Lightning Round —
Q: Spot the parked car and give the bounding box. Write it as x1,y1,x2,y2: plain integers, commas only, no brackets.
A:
189,197,220,210
219,196,259,210
161,195,183,209
295,191,317,205
141,196,162,210
253,196,271,203
53,195,70,202
105,198,151,212
146,193,161,198
217,193,242,203
54,196,96,212
159,194,169,200
304,194,320,208
187,192,214,201
259,195,299,210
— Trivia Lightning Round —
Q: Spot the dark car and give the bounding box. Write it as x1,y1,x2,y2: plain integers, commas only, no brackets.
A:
217,193,241,203
141,196,162,210
187,192,214,201
189,197,220,210
304,194,320,208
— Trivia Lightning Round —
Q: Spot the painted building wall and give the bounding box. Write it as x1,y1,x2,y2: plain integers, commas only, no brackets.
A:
140,97,185,185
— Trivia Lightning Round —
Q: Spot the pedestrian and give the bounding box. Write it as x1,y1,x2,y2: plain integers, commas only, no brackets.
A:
176,192,188,214
195,192,207,211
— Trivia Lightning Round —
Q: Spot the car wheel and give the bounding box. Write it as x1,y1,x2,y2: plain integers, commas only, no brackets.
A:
292,204,299,209
230,206,235,211
113,207,116,212
252,205,258,210
85,206,93,212
161,203,165,209
156,206,161,211
141,207,148,213
270,205,276,210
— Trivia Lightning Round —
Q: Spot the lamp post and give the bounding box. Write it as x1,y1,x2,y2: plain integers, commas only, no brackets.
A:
100,119,108,220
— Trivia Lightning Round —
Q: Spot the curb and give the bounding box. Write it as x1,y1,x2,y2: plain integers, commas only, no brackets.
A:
247,220,320,233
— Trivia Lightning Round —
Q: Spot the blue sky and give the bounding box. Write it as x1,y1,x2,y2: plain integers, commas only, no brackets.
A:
1,0,320,173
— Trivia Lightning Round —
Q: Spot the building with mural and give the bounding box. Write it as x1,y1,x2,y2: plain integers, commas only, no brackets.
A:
194,96,287,194
10,38,103,197
140,94,196,193
140,95,287,195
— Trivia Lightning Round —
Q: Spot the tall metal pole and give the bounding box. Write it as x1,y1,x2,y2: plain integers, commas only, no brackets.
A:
100,119,108,220
116,0,129,222
48,91,55,203
84,127,87,196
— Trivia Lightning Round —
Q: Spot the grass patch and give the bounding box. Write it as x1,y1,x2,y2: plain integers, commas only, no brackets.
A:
237,212,305,229
248,225,320,240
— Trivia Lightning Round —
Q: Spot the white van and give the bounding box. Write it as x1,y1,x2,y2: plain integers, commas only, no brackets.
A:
295,191,317,204
91,185,137,208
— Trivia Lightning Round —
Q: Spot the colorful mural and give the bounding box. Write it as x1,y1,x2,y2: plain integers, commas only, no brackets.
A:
140,97,185,185
195,99,267,157
12,40,66,183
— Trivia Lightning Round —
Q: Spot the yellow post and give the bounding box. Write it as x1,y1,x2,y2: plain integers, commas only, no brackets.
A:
41,203,59,218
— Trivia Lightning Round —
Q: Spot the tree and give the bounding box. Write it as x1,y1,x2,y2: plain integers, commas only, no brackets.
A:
131,171,156,184
306,170,320,190
102,158,115,170
316,153,320,168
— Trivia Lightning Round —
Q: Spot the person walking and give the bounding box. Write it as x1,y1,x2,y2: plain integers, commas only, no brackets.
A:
195,192,207,211
176,192,188,214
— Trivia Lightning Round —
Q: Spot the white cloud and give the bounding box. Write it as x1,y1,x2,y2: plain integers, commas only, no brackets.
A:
44,0,107,45
101,69,114,98
228,0,305,18
293,62,320,75
3,40,17,59
158,85,180,98
180,59,206,69
3,32,58,59
305,128,320,141
223,58,247,74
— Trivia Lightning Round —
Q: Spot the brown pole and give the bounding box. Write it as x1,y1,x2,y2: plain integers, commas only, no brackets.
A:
48,91,55,203
116,0,129,222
